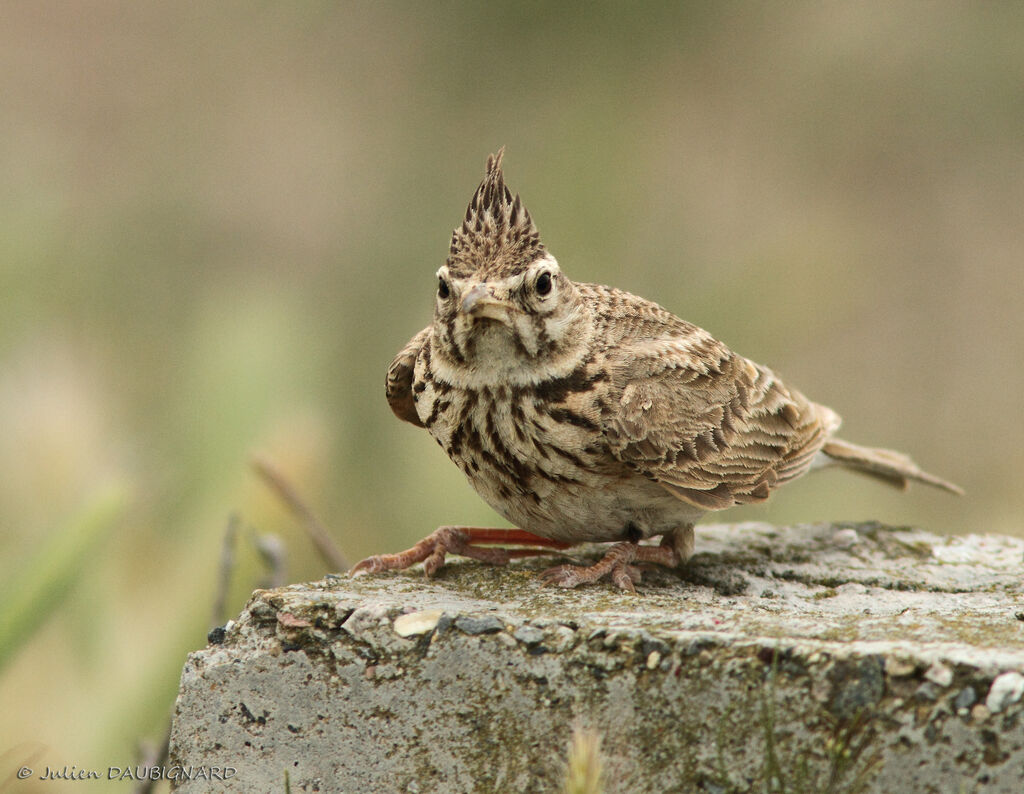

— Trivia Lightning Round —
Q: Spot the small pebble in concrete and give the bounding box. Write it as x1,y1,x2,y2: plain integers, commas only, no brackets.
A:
923,662,954,688
513,625,546,645
954,686,977,713
884,658,917,678
454,615,504,635
971,703,991,723
986,671,1024,714
393,609,444,637
546,625,577,653
207,626,227,645
341,604,388,636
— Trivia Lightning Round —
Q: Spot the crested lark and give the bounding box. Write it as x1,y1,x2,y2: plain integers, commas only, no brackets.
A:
353,149,961,591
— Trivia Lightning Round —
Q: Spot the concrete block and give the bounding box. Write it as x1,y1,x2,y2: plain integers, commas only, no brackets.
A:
169,522,1024,793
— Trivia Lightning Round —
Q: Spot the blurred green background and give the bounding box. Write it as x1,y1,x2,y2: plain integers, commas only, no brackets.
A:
1,1,1021,787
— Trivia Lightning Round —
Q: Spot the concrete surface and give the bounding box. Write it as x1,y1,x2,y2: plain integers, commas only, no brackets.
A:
168,521,1024,793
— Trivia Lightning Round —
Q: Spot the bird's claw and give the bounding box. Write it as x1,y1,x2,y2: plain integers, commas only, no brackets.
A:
540,561,643,593
349,526,517,579
349,555,389,576
350,527,465,578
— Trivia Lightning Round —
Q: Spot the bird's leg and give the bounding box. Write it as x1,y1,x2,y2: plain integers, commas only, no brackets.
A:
665,523,696,565
540,524,695,593
350,526,570,578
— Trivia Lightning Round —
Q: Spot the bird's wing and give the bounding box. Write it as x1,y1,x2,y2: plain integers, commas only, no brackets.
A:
600,331,840,510
385,325,432,427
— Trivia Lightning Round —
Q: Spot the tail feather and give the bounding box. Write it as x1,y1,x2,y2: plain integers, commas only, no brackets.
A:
821,438,964,496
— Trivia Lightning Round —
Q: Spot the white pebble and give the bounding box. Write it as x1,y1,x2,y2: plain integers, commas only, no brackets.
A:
985,671,1024,714
393,609,444,637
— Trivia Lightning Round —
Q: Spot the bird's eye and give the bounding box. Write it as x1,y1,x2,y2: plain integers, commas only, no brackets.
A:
438,276,450,299
535,271,552,296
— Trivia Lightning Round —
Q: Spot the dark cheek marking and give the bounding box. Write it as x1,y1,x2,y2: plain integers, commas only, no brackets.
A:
511,328,530,358
532,314,551,354
443,315,465,364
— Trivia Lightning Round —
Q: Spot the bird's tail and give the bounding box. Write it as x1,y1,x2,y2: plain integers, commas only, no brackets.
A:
819,438,964,495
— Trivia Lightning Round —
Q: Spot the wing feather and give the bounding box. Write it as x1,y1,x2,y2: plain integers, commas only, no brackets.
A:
385,326,431,426
601,329,840,511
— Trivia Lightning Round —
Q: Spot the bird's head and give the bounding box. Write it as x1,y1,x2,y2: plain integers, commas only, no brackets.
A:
431,149,589,384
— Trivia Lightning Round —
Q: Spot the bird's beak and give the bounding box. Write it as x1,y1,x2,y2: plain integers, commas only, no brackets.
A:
460,284,512,322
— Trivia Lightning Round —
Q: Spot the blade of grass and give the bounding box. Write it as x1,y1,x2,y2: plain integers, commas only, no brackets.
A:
0,482,129,673
251,456,348,572
562,722,605,794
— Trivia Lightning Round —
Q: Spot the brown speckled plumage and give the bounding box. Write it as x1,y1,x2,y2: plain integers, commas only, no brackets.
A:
355,150,961,591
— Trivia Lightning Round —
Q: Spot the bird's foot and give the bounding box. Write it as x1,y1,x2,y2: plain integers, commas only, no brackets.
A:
350,526,569,579
539,538,684,593
540,558,644,592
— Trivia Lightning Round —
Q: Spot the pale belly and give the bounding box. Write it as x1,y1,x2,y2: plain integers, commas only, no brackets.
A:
477,469,706,544
415,376,704,544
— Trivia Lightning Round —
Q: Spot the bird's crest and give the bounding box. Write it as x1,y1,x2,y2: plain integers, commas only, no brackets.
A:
446,148,546,278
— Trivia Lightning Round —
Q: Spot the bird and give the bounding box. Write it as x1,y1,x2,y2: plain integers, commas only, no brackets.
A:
351,148,962,591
